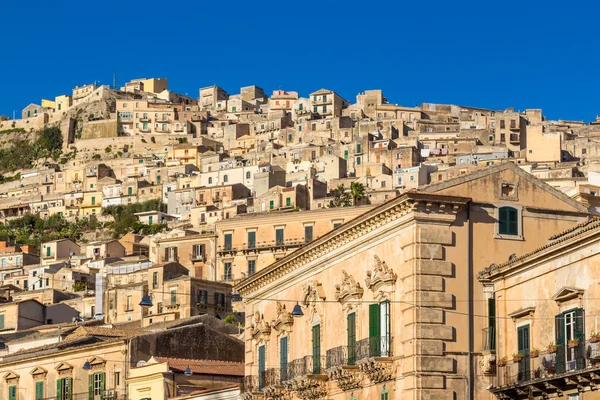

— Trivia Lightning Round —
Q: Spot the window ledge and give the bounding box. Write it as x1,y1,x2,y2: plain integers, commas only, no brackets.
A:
494,233,524,241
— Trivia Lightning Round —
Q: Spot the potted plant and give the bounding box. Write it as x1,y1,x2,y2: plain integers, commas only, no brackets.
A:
513,353,523,362
547,342,558,353
530,348,540,358
568,339,580,348
497,357,507,367
591,332,600,343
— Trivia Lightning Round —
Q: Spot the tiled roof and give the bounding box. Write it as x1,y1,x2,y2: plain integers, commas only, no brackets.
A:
156,357,243,376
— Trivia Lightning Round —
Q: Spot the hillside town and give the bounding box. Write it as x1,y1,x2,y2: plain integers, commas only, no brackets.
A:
0,77,600,399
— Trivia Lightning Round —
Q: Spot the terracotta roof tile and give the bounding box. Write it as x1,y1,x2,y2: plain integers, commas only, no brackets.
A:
156,357,243,376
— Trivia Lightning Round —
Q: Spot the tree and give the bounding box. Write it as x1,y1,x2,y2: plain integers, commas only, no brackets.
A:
330,184,351,207
350,182,366,205
224,312,237,324
37,126,63,153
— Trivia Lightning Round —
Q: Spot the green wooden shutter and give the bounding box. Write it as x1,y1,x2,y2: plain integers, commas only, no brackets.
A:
258,345,265,389
8,386,16,400
348,313,356,365
508,208,518,235
100,372,105,398
269,200,274,209
498,207,508,234
89,373,94,400
280,336,288,382
575,308,585,370
0,314,4,330
517,325,530,381
312,324,321,373
488,298,496,351
67,377,72,400
555,313,566,373
369,303,381,357
248,231,256,248
47,246,51,256
35,381,44,400
57,379,62,400
286,197,291,206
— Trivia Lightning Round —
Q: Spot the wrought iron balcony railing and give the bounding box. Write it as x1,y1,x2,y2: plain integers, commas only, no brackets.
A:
286,355,326,381
356,335,392,362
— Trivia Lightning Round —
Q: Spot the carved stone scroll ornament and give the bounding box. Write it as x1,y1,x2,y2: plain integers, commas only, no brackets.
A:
301,281,326,321
251,311,272,342
284,377,328,400
327,366,362,391
365,256,397,294
335,270,363,310
263,385,290,400
271,302,294,333
357,358,393,384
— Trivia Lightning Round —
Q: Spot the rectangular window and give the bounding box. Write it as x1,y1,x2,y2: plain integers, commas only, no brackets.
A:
35,381,44,400
556,308,585,373
280,336,288,383
312,324,321,374
357,144,362,153
276,228,284,246
126,295,132,311
57,377,72,400
269,200,274,210
248,231,256,249
487,298,496,351
115,371,120,386
286,197,291,207
323,105,327,113
498,207,519,236
224,233,232,251
369,301,391,357
348,312,356,365
170,288,177,304
500,120,505,129
344,150,348,160
224,262,232,281
304,226,313,243
89,372,105,397
258,345,266,390
517,324,531,381
248,259,256,276
91,197,96,206
47,246,51,257
128,187,132,195
8,385,16,400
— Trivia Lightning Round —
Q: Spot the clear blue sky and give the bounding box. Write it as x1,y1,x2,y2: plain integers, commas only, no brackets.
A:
1,1,597,121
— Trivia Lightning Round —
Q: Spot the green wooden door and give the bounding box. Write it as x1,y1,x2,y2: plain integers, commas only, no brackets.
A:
280,336,288,383
555,313,565,374
258,345,265,390
8,386,16,400
35,381,44,400
312,324,321,374
488,298,496,350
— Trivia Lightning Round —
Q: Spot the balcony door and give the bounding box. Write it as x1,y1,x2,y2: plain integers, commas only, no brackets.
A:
312,324,321,374
369,301,391,357
258,344,265,390
517,324,530,381
556,308,585,373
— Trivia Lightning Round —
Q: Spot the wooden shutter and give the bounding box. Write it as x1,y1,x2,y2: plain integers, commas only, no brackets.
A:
89,374,94,400
508,208,518,235
575,308,585,370
173,247,178,261
276,229,284,245
0,315,4,330
312,324,321,373
57,379,62,400
100,372,105,397
248,231,256,248
498,207,508,234
369,303,381,357
488,298,496,351
555,313,566,374
348,313,356,365
517,325,531,381
280,336,288,382
258,345,265,389
36,381,44,400
164,247,169,261
8,386,16,400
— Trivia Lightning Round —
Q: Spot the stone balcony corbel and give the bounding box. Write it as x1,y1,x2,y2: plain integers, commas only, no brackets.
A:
357,357,394,384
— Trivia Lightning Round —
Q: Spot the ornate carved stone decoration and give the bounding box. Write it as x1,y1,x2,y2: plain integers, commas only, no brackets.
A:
263,385,290,400
357,358,393,384
251,311,272,342
365,256,397,293
284,377,327,400
3,371,19,383
271,302,294,333
326,366,362,391
301,281,326,321
479,353,496,376
335,271,363,310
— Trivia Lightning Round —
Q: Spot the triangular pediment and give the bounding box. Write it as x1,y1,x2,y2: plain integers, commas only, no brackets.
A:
552,286,584,303
55,362,73,372
29,367,47,376
3,371,19,381
89,356,105,366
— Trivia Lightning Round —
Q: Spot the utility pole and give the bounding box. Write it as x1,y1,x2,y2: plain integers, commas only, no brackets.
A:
113,74,117,90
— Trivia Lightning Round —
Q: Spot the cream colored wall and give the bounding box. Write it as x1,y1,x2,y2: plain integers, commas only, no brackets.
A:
128,361,170,400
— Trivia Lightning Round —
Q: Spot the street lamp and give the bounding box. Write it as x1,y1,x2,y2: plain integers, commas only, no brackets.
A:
83,361,91,370
184,366,192,376
139,294,153,308
291,302,304,318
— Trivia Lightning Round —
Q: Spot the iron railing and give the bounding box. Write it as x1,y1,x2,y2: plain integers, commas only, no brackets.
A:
242,375,259,393
287,355,326,381
356,336,392,362
326,345,354,368
495,339,600,388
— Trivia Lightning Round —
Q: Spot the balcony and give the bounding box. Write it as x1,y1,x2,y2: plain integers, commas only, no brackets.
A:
217,238,307,254
190,253,204,262
510,133,520,143
483,327,496,351
492,339,600,399
286,355,327,381
140,116,151,122
356,336,392,362
156,117,171,123
161,255,179,263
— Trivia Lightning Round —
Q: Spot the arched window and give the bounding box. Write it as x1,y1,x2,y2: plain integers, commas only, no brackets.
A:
208,177,213,184
223,175,229,183
246,171,251,179
498,206,518,236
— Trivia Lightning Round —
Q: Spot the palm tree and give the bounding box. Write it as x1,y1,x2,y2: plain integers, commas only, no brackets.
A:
330,184,351,207
350,182,365,205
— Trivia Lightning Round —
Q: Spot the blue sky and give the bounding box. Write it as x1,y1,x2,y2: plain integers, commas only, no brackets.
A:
1,1,597,121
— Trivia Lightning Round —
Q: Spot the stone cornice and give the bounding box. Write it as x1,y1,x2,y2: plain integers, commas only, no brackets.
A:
237,192,470,297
